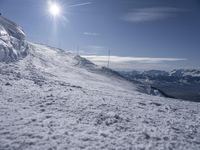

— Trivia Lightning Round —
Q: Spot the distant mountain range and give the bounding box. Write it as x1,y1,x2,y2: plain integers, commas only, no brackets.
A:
119,69,200,102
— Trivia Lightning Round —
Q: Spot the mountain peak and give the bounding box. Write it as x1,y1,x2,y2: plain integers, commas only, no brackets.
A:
0,16,28,62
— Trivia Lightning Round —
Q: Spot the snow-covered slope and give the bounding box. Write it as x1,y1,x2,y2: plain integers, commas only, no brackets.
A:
0,16,28,62
0,17,200,150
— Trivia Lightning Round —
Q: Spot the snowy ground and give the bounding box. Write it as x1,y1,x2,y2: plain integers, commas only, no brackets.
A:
0,43,200,150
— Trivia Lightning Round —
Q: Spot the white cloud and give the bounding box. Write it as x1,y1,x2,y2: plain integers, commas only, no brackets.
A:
83,32,99,36
83,55,186,63
122,7,185,22
82,55,187,70
69,2,92,8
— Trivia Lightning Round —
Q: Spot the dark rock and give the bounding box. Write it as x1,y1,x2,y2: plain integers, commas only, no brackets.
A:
5,82,12,86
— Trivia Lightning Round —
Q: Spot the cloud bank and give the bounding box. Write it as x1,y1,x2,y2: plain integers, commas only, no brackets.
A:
122,7,185,22
82,55,187,70
83,56,186,63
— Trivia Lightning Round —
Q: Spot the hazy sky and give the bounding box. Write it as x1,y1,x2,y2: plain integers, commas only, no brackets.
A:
0,0,200,70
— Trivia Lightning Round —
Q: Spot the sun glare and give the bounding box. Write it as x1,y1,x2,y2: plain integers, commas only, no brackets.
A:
48,2,61,17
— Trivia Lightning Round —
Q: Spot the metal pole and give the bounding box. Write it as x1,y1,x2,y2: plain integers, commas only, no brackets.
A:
77,45,79,55
107,49,110,68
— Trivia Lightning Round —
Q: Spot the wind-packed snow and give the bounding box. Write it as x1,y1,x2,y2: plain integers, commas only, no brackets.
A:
0,17,200,150
0,16,28,62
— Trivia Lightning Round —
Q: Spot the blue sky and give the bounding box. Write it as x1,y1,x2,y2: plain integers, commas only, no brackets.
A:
0,0,200,70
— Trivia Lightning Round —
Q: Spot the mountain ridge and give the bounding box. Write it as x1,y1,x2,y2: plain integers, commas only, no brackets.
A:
119,69,200,102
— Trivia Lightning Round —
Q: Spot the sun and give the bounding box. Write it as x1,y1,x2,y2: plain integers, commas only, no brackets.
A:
48,1,61,17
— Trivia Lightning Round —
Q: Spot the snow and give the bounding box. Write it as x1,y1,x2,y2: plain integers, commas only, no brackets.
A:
0,43,200,150
0,17,200,150
0,16,28,62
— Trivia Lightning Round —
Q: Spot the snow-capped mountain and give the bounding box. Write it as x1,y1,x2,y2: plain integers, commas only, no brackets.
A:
170,69,200,77
0,16,200,150
119,69,200,102
0,16,28,62
121,69,200,79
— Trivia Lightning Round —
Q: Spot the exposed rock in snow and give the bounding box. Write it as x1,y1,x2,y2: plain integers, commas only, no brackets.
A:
0,16,28,62
0,17,200,150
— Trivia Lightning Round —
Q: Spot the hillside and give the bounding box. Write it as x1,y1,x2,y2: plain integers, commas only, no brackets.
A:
0,16,200,150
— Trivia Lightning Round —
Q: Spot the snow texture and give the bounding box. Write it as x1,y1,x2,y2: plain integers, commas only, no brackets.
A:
0,17,200,150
